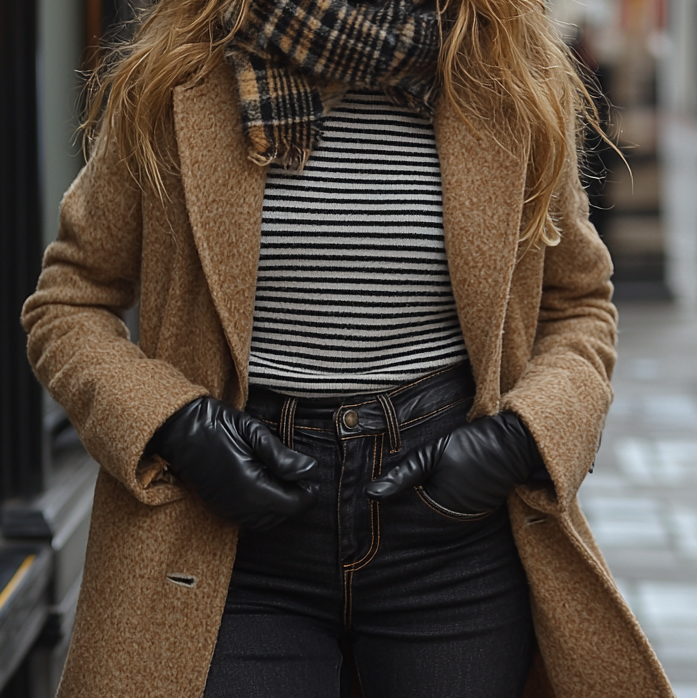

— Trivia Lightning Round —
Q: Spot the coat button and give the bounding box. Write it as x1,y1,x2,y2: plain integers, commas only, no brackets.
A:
343,409,359,428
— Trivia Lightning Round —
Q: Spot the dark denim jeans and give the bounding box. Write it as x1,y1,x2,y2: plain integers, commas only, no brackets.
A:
204,364,534,698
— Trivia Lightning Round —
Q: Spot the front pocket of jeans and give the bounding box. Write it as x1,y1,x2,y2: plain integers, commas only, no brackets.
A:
414,486,496,522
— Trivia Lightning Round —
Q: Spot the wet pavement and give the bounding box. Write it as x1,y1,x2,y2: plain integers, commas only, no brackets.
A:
577,301,697,696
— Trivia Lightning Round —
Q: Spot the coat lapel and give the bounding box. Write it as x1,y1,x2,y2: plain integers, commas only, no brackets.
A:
434,98,527,417
173,64,266,400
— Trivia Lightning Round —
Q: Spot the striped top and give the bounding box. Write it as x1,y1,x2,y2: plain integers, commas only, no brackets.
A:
247,90,467,397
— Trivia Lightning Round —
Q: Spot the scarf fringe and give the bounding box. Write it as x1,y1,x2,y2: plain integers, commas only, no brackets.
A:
227,0,440,168
247,146,314,171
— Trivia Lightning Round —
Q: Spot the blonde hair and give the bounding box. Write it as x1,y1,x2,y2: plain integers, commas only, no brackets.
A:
82,0,250,199
82,0,604,246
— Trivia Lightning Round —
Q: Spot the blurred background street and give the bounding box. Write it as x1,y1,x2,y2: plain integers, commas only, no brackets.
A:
0,0,696,695
580,302,697,696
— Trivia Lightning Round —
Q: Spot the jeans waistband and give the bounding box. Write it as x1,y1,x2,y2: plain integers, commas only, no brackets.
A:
246,362,476,454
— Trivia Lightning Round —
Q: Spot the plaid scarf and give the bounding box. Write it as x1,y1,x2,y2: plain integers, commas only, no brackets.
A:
224,0,442,169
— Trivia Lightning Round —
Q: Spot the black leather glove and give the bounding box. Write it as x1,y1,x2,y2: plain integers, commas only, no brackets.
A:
365,412,546,516
145,397,319,529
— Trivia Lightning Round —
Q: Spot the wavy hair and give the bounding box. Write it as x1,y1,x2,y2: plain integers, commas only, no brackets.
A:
82,0,605,246
82,0,250,200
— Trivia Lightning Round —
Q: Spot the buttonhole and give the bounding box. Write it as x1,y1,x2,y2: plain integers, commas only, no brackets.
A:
166,573,197,588
524,516,547,526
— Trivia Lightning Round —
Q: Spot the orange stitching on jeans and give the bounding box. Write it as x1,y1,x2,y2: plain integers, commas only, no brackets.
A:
279,398,289,446
414,486,496,522
345,434,383,573
350,435,383,572
266,398,471,438
339,367,463,411
343,568,353,630
349,503,379,571
335,406,348,610
339,397,376,410
338,364,467,410
286,398,298,449
257,416,332,433
377,392,402,453
377,435,384,477
343,434,379,570
377,393,392,450
342,392,472,442
400,396,471,428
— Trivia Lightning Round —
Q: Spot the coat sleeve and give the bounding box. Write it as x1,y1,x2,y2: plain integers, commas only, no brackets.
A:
501,153,618,511
21,140,209,507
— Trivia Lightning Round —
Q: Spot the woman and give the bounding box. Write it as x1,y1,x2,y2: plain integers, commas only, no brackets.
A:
22,0,673,695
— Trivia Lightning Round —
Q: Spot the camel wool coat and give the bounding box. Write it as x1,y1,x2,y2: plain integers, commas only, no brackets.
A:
22,64,674,697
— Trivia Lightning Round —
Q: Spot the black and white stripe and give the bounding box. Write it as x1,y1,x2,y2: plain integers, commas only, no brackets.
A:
247,90,467,396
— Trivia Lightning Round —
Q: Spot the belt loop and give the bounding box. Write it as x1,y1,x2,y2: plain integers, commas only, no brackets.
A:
279,396,298,449
376,393,402,453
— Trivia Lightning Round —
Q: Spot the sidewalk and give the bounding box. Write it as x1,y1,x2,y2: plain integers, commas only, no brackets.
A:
578,301,697,697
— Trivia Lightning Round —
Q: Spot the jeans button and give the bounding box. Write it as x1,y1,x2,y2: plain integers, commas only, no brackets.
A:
343,409,359,428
